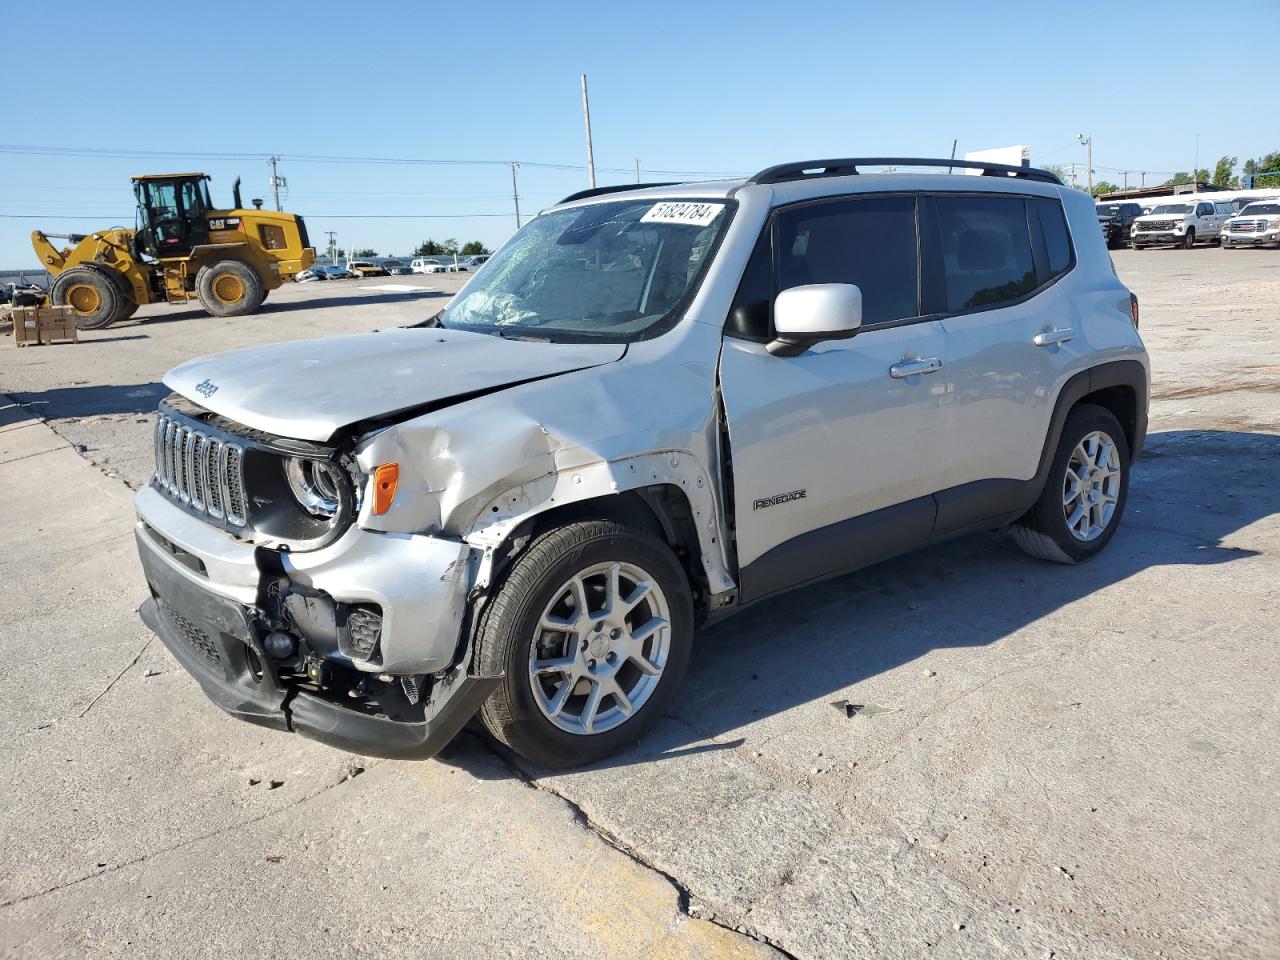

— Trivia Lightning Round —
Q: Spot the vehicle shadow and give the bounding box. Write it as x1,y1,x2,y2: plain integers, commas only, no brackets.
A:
446,428,1279,777
8,382,167,420
114,288,450,327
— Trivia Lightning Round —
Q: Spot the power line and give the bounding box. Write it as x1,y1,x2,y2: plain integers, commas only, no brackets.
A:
0,143,746,178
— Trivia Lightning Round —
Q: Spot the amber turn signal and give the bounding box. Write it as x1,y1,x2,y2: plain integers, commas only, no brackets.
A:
372,463,399,515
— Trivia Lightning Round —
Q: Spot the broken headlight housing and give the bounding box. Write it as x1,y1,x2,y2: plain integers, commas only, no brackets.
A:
285,456,345,519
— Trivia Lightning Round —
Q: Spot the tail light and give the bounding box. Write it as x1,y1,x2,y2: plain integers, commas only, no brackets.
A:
1129,293,1140,330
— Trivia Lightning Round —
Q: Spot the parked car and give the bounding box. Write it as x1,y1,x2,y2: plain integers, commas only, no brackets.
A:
322,265,356,280
347,260,390,278
133,157,1148,769
1220,200,1280,248
1130,199,1233,249
389,265,415,276
412,257,452,274
295,268,327,283
1095,202,1144,248
464,254,491,269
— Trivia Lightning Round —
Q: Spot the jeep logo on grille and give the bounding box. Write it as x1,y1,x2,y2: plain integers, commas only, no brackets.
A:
195,379,218,398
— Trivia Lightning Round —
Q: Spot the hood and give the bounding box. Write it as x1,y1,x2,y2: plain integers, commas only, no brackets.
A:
164,327,626,441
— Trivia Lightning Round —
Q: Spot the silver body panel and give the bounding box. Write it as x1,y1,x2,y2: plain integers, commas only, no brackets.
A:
136,169,1148,680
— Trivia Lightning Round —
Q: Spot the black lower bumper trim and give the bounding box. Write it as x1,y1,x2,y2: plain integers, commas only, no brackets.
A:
136,534,499,760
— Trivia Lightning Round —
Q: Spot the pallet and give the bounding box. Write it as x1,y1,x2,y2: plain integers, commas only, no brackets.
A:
10,305,78,347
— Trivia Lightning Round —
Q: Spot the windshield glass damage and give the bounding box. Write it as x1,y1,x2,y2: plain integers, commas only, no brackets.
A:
440,198,731,341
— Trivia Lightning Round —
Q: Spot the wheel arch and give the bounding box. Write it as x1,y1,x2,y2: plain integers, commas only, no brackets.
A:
1033,359,1148,496
465,453,737,621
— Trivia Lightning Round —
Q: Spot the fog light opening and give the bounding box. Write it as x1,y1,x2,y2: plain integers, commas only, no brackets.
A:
342,605,384,660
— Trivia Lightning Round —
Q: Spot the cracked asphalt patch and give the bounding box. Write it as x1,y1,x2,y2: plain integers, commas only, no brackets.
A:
3,254,1278,958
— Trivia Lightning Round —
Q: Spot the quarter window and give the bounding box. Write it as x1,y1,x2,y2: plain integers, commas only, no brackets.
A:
1030,197,1073,278
935,196,1037,311
775,196,919,327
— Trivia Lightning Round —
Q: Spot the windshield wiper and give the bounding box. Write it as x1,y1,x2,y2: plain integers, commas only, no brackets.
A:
495,327,551,342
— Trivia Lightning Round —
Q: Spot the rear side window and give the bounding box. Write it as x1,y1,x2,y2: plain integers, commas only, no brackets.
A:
775,196,919,326
934,196,1037,311
1030,197,1073,278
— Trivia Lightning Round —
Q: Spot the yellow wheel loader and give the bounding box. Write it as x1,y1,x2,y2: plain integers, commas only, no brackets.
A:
31,174,315,329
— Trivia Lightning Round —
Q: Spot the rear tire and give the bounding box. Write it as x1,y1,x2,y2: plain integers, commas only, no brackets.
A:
476,520,694,768
51,266,122,330
1012,404,1130,565
196,260,265,317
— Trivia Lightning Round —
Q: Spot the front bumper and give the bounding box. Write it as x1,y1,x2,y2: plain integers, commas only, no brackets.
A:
1131,231,1184,246
1222,231,1280,246
136,527,500,759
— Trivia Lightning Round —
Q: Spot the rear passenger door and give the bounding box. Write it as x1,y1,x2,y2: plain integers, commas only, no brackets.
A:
926,193,1079,535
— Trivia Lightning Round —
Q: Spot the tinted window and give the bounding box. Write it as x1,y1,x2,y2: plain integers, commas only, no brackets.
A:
727,229,772,340
775,196,918,326
935,196,1036,311
1031,198,1072,277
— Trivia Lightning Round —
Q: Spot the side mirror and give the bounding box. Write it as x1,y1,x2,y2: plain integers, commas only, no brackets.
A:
768,283,863,356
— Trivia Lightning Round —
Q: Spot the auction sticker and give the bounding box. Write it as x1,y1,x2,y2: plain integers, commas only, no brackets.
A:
640,201,724,227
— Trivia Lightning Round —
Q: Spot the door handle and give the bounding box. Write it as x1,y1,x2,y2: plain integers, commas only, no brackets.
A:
1034,327,1074,347
889,356,943,379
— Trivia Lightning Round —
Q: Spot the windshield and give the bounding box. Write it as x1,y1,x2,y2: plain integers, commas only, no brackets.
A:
1151,204,1193,215
441,198,731,341
1096,205,1121,217
1240,202,1280,216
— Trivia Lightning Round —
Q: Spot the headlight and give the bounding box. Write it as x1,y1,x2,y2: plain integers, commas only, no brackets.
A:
1269,219,1280,229
285,456,345,518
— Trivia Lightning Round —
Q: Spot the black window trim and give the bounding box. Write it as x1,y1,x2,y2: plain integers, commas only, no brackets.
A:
722,188,1078,345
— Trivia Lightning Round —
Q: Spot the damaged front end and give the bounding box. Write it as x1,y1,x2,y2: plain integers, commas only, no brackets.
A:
134,394,503,760
136,526,499,759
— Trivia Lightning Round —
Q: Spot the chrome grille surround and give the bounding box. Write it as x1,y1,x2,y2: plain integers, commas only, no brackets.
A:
153,411,247,529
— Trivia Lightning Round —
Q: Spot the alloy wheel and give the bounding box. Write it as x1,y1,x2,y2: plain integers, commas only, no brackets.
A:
1063,430,1122,541
528,561,671,735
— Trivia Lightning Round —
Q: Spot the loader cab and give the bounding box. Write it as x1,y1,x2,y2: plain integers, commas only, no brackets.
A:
132,173,213,259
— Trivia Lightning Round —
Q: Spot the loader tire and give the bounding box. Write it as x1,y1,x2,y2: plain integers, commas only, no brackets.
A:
51,267,123,330
196,260,265,318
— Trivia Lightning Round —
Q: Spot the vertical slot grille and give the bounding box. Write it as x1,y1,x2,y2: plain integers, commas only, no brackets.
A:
153,413,246,528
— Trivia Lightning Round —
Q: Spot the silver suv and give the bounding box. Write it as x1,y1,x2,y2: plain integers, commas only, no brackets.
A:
134,158,1149,768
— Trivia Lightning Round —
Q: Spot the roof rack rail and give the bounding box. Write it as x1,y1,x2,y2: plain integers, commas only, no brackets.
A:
749,158,1063,186
559,182,679,204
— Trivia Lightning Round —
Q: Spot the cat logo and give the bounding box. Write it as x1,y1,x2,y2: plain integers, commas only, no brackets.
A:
208,217,241,231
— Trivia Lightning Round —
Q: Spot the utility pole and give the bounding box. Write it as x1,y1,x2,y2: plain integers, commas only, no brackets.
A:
325,230,337,263
1066,162,1080,189
1077,133,1093,196
635,159,641,184
1140,171,1148,187
510,161,521,229
1121,170,1131,191
580,73,596,189
268,155,284,211
1193,133,1200,193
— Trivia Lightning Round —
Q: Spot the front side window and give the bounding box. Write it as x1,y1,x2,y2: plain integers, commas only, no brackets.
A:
442,198,731,341
774,196,919,327
934,196,1036,311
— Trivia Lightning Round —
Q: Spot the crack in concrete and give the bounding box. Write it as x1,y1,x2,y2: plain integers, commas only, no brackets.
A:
0,759,379,912
472,735,799,959
77,635,153,718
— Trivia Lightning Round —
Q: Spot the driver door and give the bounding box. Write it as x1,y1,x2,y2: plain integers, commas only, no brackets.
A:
719,195,948,602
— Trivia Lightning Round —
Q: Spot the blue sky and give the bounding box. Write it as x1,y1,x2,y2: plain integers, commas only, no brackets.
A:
3,0,1276,268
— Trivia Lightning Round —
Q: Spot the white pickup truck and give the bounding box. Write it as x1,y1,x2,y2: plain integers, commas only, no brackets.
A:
1131,199,1234,249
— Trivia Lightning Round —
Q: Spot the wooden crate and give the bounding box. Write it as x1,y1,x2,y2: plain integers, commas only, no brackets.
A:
11,305,78,347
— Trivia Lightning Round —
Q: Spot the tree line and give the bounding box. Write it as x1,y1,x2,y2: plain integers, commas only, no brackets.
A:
412,239,490,257
1045,150,1280,198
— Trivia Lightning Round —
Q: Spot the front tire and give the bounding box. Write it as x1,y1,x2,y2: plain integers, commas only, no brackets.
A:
1012,404,1130,564
476,520,694,768
1181,228,1196,249
196,260,265,317
51,266,123,330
